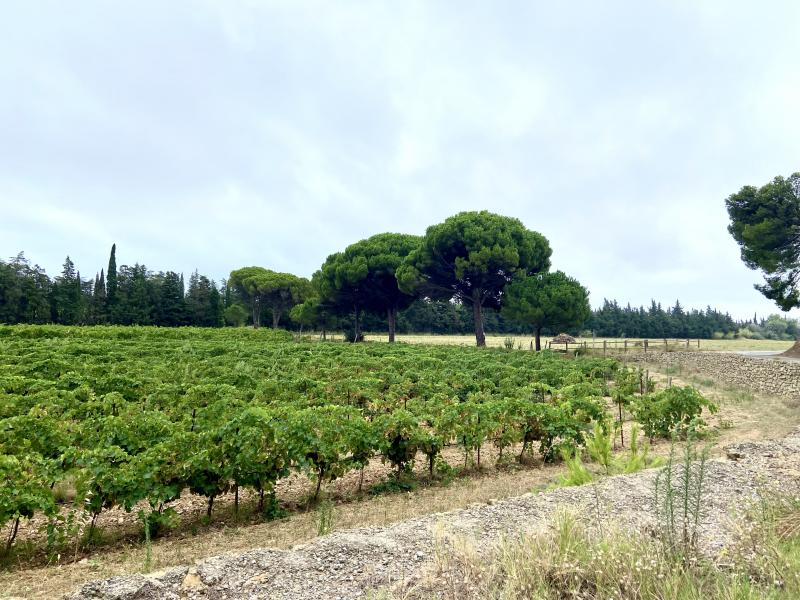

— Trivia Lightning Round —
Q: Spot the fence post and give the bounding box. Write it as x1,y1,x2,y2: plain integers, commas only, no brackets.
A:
624,339,627,353
686,338,690,349
644,339,648,355
603,339,607,357
697,339,700,349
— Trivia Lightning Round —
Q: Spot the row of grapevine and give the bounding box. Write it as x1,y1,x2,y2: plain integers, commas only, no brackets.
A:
0,325,713,554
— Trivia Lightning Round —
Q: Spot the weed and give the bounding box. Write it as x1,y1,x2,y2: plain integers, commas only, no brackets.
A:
316,499,335,536
434,456,457,484
369,473,418,496
625,425,661,472
260,491,288,522
653,437,710,561
585,422,612,474
141,513,153,573
555,448,593,487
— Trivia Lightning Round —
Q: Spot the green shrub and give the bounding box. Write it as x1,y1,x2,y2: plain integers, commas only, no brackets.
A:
631,386,717,439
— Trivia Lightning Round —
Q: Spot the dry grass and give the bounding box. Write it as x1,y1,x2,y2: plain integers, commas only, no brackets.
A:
364,334,794,353
388,508,800,600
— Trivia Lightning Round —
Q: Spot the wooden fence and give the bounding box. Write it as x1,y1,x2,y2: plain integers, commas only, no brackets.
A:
546,338,702,355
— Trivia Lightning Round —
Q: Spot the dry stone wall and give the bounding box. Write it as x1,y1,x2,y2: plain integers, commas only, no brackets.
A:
625,351,800,399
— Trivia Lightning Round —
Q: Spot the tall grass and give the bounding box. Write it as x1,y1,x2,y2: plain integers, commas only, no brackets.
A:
398,504,800,600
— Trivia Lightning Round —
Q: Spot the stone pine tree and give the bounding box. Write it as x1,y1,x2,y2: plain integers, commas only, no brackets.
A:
726,172,800,353
397,211,552,346
229,267,309,329
315,233,420,342
229,267,265,327
289,296,339,339
258,271,310,329
313,255,368,342
501,271,590,351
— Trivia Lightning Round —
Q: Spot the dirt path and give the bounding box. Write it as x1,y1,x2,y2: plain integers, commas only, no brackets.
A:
64,428,800,600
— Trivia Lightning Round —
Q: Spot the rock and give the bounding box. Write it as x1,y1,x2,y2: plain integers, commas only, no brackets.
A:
181,568,205,590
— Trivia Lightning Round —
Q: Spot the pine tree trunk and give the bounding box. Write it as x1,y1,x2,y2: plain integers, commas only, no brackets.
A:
387,307,397,343
353,306,362,342
472,291,486,347
252,301,260,329
535,327,542,351
272,310,280,329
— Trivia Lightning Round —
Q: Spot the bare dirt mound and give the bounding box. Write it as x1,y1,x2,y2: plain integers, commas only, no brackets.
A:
781,340,800,358
65,429,800,600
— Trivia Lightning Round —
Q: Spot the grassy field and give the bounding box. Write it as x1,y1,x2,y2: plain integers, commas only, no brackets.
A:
366,333,795,352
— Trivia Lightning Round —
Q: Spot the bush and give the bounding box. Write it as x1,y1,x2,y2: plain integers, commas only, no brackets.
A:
631,386,717,440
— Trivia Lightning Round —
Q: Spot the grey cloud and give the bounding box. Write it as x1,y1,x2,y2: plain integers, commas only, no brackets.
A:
1,0,799,319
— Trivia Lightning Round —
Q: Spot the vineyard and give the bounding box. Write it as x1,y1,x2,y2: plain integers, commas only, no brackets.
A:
0,325,715,558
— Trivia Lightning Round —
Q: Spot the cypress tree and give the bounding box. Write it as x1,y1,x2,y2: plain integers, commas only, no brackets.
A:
106,244,118,321
93,269,107,323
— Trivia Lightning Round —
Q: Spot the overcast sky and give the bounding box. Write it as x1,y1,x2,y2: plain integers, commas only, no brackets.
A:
2,1,799,320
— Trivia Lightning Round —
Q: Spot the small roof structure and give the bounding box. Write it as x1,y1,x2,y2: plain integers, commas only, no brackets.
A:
551,333,577,344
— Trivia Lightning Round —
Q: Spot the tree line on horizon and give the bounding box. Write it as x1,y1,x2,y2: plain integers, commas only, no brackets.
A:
2,211,793,343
